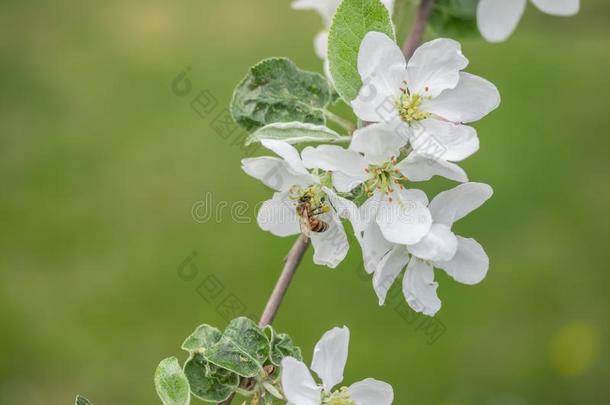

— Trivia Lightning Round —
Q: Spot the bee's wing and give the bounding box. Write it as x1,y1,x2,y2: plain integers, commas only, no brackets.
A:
298,209,312,237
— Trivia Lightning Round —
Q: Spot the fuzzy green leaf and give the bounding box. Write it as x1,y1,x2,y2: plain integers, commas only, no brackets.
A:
269,331,303,366
245,122,348,146
182,324,222,353
75,395,93,405
184,354,239,403
231,58,332,132
154,357,191,405
328,0,395,103
205,317,270,377
429,0,480,38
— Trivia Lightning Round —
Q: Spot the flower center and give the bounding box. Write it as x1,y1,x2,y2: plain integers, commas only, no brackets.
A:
364,159,407,197
289,184,330,212
395,86,431,123
322,387,355,405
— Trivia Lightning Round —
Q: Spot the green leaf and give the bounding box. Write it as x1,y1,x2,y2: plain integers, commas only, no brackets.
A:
328,0,395,103
75,395,93,405
270,331,303,366
206,317,270,377
231,58,332,132
245,122,348,146
154,357,191,405
184,354,239,403
182,324,222,353
429,0,480,38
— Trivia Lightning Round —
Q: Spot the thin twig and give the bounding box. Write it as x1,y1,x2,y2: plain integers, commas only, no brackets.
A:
259,234,310,327
218,235,310,405
402,0,436,59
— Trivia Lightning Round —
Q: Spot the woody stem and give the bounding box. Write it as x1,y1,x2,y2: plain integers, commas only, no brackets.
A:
402,0,436,59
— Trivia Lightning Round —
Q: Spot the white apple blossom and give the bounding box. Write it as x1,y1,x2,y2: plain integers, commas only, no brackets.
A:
281,326,393,405
362,183,493,316
241,140,360,268
292,0,395,59
351,32,500,182
477,0,580,43
301,124,433,246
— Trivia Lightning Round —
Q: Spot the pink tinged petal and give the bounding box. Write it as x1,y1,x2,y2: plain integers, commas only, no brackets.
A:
348,378,394,405
314,31,329,60
352,32,407,122
261,139,313,177
349,123,407,165
281,357,322,405
413,119,479,162
406,38,469,98
310,212,349,268
436,236,489,285
361,222,393,275
302,145,368,179
403,258,442,316
477,0,527,43
407,223,458,262
531,0,579,16
257,193,301,237
291,0,341,26
396,152,468,183
429,182,493,226
373,246,410,305
311,326,350,393
425,72,501,124
376,189,432,245
241,157,312,192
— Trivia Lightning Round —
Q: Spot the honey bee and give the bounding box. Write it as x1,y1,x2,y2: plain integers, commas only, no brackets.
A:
296,193,329,236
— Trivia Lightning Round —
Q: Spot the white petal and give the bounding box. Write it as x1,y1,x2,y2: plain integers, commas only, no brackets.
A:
314,31,329,59
324,187,362,239
381,0,395,16
376,190,432,245
360,192,383,232
332,172,366,193
257,193,301,237
373,246,409,305
348,378,394,405
360,222,393,274
349,123,407,165
424,72,501,124
292,0,341,26
352,32,406,122
281,357,322,405
407,223,458,262
403,258,441,316
310,211,349,268
406,38,468,98
311,326,350,393
302,145,368,178
396,152,468,183
412,119,479,162
477,0,527,43
436,236,489,285
261,139,312,177
242,157,312,192
429,182,493,226
531,0,579,16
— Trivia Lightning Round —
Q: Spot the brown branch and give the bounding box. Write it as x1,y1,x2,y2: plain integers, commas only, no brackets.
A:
402,0,436,59
218,235,310,405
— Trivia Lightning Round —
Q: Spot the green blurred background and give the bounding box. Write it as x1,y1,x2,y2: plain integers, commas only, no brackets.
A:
1,0,609,404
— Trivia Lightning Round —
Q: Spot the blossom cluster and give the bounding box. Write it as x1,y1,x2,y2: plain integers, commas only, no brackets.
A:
242,30,500,317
